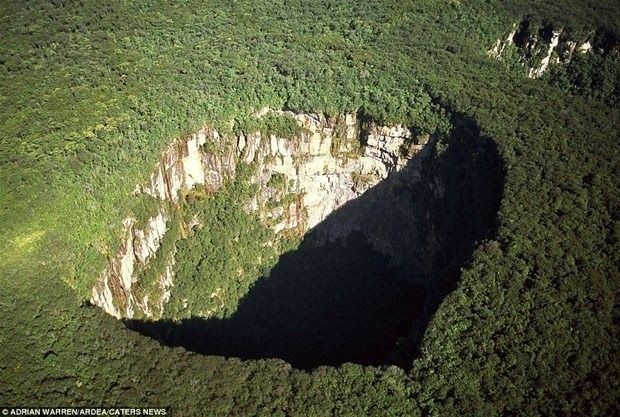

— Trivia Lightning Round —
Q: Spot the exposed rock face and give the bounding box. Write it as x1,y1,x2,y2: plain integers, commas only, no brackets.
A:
487,21,616,78
91,111,426,319
139,129,212,201
91,211,171,319
527,30,562,78
487,24,519,60
245,112,422,232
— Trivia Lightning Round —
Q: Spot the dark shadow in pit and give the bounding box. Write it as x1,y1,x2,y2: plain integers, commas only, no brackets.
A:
125,114,505,371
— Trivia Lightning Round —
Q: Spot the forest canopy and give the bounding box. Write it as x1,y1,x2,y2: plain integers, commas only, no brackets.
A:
0,0,618,415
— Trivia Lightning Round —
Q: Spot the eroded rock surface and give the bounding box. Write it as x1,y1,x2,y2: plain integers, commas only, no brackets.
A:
488,21,617,78
91,111,426,319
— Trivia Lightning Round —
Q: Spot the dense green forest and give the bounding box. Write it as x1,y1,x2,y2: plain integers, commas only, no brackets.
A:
165,165,293,320
1,0,618,415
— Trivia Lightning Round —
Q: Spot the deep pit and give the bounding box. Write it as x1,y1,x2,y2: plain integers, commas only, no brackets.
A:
121,114,504,370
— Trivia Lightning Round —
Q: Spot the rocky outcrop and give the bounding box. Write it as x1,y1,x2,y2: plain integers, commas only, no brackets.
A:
487,24,519,60
139,129,214,200
91,110,428,319
91,210,171,319
488,21,617,78
243,112,422,232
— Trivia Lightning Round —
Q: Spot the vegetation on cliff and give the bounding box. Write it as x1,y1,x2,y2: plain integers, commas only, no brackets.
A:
166,165,292,320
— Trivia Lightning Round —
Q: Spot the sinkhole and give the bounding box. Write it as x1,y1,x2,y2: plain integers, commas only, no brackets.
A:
124,114,504,370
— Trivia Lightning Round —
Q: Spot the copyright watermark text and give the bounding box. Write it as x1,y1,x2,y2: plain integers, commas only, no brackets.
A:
1,409,168,416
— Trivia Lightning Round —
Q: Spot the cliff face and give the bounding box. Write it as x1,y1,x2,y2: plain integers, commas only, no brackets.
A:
488,21,616,78
91,212,172,319
91,111,425,319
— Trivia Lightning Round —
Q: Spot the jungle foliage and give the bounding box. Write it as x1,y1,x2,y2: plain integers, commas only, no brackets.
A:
166,166,297,320
1,0,618,416
545,53,619,106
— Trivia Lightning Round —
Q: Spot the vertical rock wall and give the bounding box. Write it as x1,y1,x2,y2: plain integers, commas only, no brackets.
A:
487,21,613,78
91,111,426,319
